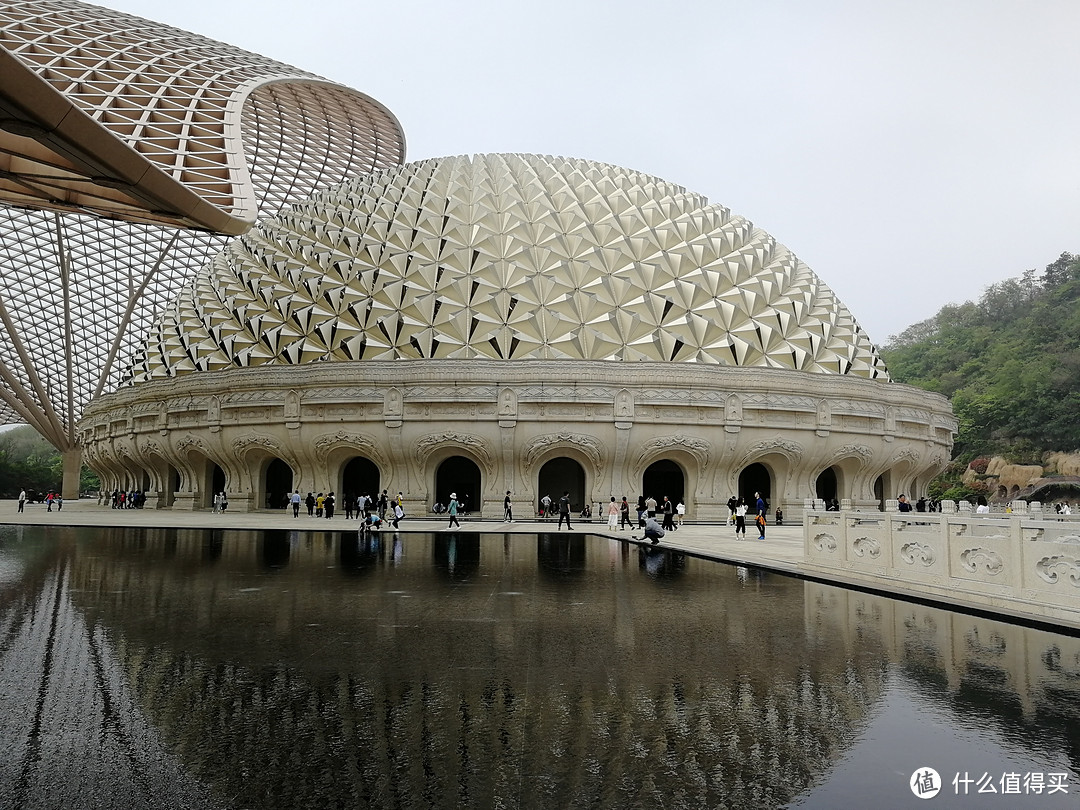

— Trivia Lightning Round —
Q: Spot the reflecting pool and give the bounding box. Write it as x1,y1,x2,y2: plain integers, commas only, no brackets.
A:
1,525,1078,809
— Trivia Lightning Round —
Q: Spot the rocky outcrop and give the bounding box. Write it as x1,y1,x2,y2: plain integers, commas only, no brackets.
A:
1044,451,1080,477
966,453,1080,499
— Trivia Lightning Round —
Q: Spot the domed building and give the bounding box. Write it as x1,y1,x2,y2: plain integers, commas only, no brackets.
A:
80,154,955,519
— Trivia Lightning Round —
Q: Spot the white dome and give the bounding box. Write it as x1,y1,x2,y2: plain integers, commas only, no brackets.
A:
132,154,889,380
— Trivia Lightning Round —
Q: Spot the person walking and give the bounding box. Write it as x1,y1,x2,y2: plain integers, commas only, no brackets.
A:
645,495,657,520
325,492,335,519
305,492,315,516
661,496,674,531
620,497,631,530
735,498,748,539
754,491,767,540
727,495,738,525
17,488,26,513
291,490,301,517
558,491,572,530
636,495,647,527
504,490,513,522
607,496,619,530
447,493,461,528
315,493,324,518
675,500,685,529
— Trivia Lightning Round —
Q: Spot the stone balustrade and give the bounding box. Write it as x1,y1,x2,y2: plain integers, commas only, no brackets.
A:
804,511,1080,629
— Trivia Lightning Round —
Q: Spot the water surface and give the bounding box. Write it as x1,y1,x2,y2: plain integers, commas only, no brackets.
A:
1,525,1077,809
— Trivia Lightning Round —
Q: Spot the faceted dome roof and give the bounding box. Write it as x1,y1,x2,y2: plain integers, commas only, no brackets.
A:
132,154,890,381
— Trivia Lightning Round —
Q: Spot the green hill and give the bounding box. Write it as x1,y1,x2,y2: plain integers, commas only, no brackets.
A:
882,251,1080,466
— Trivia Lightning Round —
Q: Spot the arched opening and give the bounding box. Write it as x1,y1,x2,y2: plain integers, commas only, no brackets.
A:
642,459,685,507
436,456,482,516
816,467,838,504
873,475,885,511
166,464,180,507
738,463,771,513
197,461,226,509
538,457,586,515
343,456,381,502
265,458,293,509
140,470,151,493
996,485,1008,501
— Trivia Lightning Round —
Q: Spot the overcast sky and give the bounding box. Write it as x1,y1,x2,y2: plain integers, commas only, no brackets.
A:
102,0,1080,346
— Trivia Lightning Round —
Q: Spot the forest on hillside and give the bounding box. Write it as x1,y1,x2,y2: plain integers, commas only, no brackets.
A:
882,251,1080,469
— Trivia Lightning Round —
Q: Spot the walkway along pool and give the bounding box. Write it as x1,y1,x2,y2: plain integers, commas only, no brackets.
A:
1,525,1077,809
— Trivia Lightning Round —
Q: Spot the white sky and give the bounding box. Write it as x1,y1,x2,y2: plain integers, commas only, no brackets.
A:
102,0,1080,346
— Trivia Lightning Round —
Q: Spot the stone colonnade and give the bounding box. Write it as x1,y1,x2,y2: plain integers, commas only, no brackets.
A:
79,360,956,522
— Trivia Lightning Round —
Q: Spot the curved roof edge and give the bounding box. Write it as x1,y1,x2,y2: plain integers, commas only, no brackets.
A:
0,47,243,232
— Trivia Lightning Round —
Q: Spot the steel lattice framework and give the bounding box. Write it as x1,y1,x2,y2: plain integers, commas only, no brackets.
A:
132,154,889,379
0,0,406,484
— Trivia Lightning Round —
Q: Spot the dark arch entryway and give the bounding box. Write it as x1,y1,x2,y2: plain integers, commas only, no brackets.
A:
198,462,226,508
642,459,684,506
816,467,838,503
874,474,886,511
265,458,293,509
343,456,381,501
738,463,771,513
436,456,482,515
538,457,586,514
166,464,180,507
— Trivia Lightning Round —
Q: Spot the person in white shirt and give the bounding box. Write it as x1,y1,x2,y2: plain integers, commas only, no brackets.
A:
735,499,748,538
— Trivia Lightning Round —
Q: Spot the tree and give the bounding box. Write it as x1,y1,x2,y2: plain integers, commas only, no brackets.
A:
883,251,1080,464
0,426,99,497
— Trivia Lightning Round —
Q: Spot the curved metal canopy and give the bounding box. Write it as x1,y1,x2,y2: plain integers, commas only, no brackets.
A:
0,0,406,459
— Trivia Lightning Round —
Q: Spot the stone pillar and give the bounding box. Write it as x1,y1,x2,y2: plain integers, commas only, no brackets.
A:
1010,500,1028,515
940,500,957,514
1029,501,1043,519
61,446,83,501
957,500,972,515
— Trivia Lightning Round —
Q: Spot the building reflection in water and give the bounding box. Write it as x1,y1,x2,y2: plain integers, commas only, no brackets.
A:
432,534,480,579
637,545,687,579
1,525,1077,810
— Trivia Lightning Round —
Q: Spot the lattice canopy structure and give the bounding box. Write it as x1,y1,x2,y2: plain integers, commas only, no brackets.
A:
132,153,889,379
0,0,406,494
